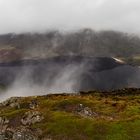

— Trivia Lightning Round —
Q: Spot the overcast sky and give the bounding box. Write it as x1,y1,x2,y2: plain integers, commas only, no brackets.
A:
0,0,140,34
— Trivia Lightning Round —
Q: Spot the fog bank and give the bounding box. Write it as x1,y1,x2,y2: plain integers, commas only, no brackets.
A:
0,56,140,101
0,0,140,34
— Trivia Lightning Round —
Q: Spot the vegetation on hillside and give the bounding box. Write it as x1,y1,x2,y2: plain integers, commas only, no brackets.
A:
0,29,140,65
0,89,140,140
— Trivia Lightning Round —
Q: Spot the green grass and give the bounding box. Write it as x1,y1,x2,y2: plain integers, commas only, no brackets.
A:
0,90,140,140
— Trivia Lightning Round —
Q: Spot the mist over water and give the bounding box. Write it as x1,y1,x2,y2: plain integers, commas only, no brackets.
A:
0,56,140,101
0,60,84,101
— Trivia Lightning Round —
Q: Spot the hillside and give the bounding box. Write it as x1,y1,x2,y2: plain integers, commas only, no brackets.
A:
0,88,140,140
0,29,140,65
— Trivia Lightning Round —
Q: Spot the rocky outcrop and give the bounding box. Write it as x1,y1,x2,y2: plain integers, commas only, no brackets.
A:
0,111,43,140
29,100,38,110
0,127,39,140
0,98,39,110
21,111,44,126
0,98,43,140
0,117,9,134
1,97,21,109
13,128,38,140
76,104,98,118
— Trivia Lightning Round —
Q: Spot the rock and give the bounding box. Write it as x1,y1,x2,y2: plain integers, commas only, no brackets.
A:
29,100,38,109
0,117,9,140
1,97,20,109
0,117,9,124
83,107,93,116
0,117,9,133
76,104,98,117
0,127,40,140
21,111,44,125
0,133,5,140
0,129,13,140
13,129,37,140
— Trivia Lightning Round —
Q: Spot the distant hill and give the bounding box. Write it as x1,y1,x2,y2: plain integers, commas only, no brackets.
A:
0,29,140,64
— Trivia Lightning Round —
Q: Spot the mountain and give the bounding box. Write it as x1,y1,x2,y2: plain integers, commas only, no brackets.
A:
0,29,140,65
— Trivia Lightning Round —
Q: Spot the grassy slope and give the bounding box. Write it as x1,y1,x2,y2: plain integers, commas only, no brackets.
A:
0,90,140,140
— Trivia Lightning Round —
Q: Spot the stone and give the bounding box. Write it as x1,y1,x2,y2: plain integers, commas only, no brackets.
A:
76,104,98,118
1,97,20,109
21,111,44,125
0,130,13,140
13,129,37,140
0,117,9,133
29,100,38,109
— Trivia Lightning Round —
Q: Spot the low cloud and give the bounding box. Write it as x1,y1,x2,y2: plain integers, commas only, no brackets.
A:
0,0,140,34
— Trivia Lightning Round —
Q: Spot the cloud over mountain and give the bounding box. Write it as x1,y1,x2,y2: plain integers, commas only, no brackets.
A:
0,0,140,34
